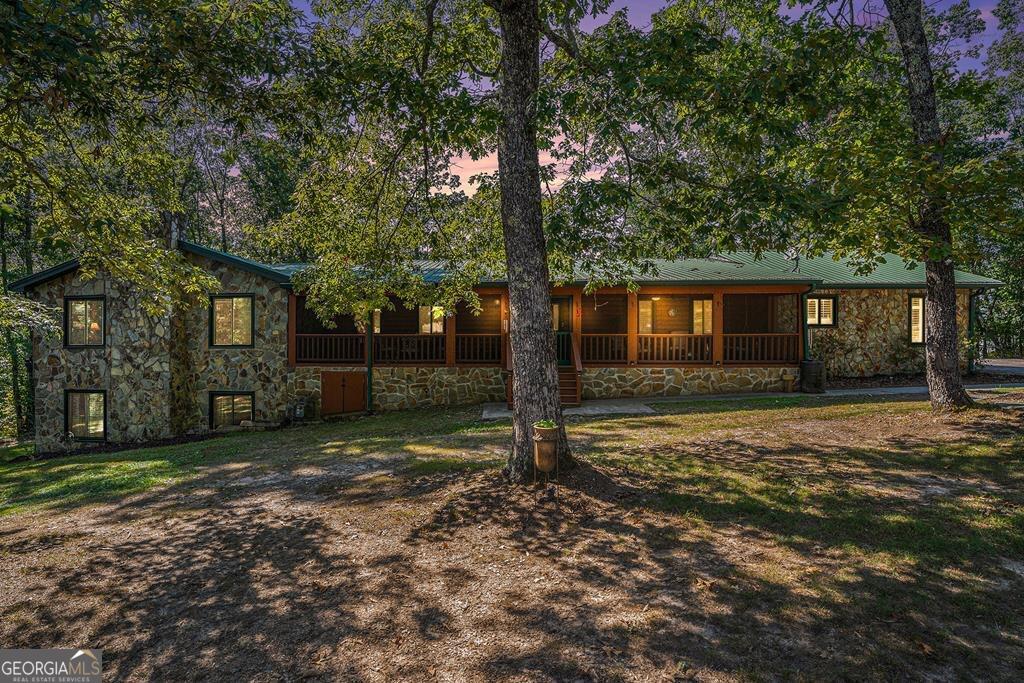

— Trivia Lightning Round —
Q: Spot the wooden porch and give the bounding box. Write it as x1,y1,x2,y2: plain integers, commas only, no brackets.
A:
287,286,808,369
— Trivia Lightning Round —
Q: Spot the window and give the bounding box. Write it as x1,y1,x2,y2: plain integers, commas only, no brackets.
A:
639,295,710,334
65,390,106,441
210,295,254,347
64,297,105,347
638,299,653,334
418,306,444,334
210,392,254,428
692,299,713,334
806,296,837,327
909,295,925,344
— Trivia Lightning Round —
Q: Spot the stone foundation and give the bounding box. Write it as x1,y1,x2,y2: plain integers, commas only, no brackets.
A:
582,366,798,399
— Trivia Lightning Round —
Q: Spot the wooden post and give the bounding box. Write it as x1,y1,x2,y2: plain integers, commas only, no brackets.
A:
445,310,456,367
712,290,724,365
500,291,509,367
627,291,638,365
287,293,297,368
572,288,582,354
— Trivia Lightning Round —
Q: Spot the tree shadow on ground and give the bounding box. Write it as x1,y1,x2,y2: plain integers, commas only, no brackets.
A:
1,399,1022,680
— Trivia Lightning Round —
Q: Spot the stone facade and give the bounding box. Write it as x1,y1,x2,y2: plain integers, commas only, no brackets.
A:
25,250,977,450
176,253,292,431
808,288,970,378
28,272,174,451
291,366,507,413
582,366,798,399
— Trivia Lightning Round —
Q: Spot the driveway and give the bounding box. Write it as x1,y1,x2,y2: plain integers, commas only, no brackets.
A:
978,358,1024,376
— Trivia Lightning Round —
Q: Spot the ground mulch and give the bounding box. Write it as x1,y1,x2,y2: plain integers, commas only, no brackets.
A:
1,396,1022,681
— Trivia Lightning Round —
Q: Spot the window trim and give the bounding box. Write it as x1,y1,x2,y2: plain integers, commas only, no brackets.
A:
64,389,107,442
63,295,106,348
806,296,838,328
208,294,256,348
908,294,926,346
209,391,256,429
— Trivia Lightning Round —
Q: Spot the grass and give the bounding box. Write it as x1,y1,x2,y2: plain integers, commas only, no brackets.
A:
1,391,1022,679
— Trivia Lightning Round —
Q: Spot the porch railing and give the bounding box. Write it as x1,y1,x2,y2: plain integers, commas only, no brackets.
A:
296,334,365,364
581,334,627,364
456,333,502,364
723,333,800,364
374,334,445,364
638,334,713,363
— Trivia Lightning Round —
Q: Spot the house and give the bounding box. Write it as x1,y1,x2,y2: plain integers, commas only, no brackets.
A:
10,239,1002,452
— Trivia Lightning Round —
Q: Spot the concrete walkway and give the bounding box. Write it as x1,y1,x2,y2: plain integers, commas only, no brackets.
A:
479,381,1024,419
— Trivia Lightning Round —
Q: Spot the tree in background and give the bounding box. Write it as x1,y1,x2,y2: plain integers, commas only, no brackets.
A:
546,0,1023,410
1,0,300,314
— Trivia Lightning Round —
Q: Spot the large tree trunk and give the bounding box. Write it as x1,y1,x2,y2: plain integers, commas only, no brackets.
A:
495,0,571,481
885,0,972,408
0,216,24,434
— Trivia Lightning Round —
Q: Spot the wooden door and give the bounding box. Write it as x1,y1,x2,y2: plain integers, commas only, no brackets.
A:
320,371,366,416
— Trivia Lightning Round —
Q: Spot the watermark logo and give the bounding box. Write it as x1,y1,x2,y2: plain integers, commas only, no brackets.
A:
0,649,102,683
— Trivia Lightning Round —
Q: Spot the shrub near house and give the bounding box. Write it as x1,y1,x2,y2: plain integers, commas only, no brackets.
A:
10,243,1000,451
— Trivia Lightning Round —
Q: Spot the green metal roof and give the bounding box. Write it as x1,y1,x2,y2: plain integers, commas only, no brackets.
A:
8,242,1002,293
178,240,292,284
727,252,1003,289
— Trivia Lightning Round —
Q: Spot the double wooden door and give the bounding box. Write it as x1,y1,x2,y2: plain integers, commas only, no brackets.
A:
321,371,366,416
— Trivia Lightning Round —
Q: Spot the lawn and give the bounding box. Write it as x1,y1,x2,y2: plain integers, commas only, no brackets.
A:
1,392,1022,680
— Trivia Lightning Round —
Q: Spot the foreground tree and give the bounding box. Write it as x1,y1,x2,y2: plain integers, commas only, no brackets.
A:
489,0,566,476
883,0,971,406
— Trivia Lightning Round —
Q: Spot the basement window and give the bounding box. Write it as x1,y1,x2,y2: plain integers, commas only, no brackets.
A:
211,392,254,429
65,390,106,441
806,296,837,327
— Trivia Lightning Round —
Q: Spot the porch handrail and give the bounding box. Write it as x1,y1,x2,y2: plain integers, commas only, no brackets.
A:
581,333,628,364
373,333,446,364
571,333,583,373
722,333,800,364
455,333,502,364
295,333,365,364
637,333,713,363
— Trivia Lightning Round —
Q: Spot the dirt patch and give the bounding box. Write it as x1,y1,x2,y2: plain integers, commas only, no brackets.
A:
1,398,1022,681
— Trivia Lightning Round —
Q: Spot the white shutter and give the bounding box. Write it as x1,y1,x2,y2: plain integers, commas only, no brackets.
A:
806,298,819,325
910,297,924,344
819,298,834,326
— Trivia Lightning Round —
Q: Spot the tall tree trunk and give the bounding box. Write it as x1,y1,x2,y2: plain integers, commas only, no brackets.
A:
885,0,971,408
495,0,571,481
0,217,24,434
20,203,34,436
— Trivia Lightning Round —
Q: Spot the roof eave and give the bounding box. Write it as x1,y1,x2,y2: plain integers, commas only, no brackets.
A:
177,240,291,285
7,259,81,293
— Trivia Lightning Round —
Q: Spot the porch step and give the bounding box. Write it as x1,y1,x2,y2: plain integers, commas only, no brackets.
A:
559,368,581,407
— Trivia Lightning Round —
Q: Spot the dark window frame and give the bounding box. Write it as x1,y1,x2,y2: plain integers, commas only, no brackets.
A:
63,295,106,348
209,391,255,429
208,294,256,348
64,389,107,442
806,295,838,328
908,294,926,346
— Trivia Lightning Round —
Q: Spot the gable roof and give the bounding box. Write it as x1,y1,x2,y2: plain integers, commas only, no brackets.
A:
177,240,292,284
7,259,83,293
7,242,1003,293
